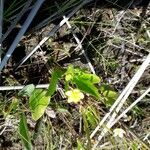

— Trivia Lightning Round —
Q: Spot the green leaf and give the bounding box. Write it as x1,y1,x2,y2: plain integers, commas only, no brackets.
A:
73,77,100,99
82,108,91,149
79,73,101,84
100,84,118,106
131,142,139,150
29,89,50,121
65,65,100,83
46,68,65,96
18,84,35,97
19,113,32,150
85,106,98,129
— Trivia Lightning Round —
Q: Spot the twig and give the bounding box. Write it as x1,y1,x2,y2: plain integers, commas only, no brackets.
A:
123,124,150,150
111,10,126,35
0,0,45,72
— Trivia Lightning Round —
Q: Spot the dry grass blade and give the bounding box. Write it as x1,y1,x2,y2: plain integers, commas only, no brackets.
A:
91,52,150,145
0,0,45,72
112,87,150,126
15,0,92,69
63,15,95,74
91,28,150,148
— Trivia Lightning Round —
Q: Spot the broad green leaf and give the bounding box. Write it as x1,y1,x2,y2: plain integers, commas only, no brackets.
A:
65,65,100,98
29,89,50,121
19,113,32,150
18,84,35,97
65,65,101,83
100,84,118,106
73,77,100,99
46,68,65,96
79,73,101,84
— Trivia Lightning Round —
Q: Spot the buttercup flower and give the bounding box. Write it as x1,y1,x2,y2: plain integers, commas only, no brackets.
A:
65,89,84,103
113,128,126,138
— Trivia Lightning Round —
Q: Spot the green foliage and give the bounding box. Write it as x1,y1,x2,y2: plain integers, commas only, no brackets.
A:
2,0,149,148
84,106,99,129
100,84,118,106
78,73,100,84
81,107,91,150
132,106,144,116
73,77,100,99
4,0,26,22
29,89,50,121
16,65,126,149
131,142,139,150
19,113,32,150
46,67,65,96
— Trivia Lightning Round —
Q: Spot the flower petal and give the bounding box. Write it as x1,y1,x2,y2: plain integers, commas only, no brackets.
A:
65,89,84,103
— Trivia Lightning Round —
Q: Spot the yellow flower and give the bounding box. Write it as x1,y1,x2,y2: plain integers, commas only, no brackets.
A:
113,128,126,138
65,89,84,103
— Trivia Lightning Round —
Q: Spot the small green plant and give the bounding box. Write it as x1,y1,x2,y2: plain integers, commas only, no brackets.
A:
19,113,32,150
65,65,100,99
16,65,122,149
